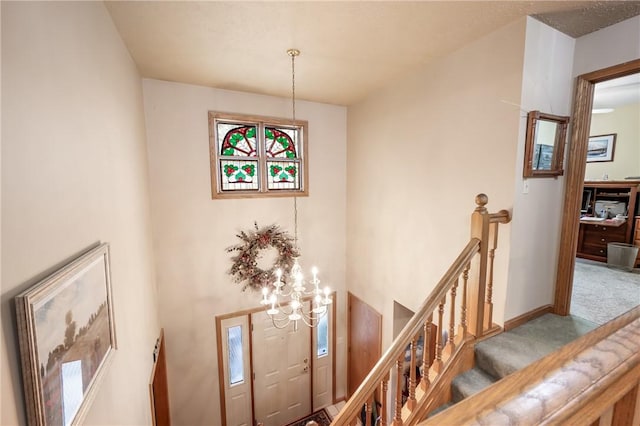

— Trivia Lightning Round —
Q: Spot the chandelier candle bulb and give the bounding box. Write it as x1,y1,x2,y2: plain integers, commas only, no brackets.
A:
323,287,332,305
260,287,270,305
267,294,279,316
274,269,284,294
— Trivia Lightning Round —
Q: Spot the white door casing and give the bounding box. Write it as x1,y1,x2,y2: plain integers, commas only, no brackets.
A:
220,315,252,426
252,308,311,426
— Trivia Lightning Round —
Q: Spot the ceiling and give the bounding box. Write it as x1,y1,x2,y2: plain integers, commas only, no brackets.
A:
594,74,640,109
105,1,640,106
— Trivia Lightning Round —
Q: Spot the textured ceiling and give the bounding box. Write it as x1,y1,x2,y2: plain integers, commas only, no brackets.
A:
105,1,640,106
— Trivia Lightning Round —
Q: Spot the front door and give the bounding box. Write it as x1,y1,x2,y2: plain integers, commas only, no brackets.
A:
252,309,311,426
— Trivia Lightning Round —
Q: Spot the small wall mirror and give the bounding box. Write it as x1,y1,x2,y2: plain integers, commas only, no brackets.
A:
523,110,570,178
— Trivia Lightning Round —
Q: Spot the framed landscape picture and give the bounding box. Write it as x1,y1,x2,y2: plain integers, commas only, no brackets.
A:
15,243,116,426
587,134,616,163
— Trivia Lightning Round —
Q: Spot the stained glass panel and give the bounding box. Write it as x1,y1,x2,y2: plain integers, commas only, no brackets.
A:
265,126,299,159
267,161,299,190
218,123,258,157
220,160,259,191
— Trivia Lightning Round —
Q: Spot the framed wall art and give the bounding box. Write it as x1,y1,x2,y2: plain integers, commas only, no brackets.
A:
587,134,616,163
15,243,117,426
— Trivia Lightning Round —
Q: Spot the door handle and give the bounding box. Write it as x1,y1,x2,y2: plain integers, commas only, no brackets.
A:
302,365,309,373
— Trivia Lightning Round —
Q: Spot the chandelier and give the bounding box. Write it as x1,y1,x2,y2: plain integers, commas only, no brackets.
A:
259,49,332,331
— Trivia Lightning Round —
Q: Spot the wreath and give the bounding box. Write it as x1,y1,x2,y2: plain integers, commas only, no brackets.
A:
227,222,299,292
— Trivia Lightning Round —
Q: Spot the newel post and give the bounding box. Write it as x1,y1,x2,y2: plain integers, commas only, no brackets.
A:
469,193,490,337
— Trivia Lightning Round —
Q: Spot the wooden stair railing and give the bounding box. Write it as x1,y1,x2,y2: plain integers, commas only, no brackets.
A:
332,194,510,426
421,306,640,426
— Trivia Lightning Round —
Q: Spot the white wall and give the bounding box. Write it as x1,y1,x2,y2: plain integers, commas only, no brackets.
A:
505,17,575,321
586,103,640,180
573,16,640,77
142,79,347,425
2,2,159,425
346,19,525,348
573,14,640,190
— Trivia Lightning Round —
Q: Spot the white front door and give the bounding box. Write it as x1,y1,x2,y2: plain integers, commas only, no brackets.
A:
252,309,311,426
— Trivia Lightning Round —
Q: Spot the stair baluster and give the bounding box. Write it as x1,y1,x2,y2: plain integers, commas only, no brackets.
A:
420,315,433,391
394,354,404,425
380,375,388,426
432,298,445,373
484,220,498,330
407,336,418,410
448,281,457,351
460,265,469,338
365,395,373,426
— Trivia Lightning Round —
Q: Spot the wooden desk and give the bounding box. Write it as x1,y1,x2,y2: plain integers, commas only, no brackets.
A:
635,217,640,267
579,217,626,227
577,219,630,261
576,181,640,263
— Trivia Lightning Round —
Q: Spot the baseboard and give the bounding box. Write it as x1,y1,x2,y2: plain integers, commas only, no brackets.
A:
504,304,554,331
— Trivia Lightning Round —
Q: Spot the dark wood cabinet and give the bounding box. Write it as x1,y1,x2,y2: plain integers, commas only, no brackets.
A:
576,180,640,263
635,217,640,267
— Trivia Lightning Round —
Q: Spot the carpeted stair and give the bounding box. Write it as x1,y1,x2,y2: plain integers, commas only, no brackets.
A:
449,313,597,406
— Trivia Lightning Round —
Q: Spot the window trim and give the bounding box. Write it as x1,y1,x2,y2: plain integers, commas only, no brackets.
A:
209,111,309,199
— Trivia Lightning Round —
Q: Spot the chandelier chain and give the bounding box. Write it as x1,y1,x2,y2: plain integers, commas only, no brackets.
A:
289,48,299,248
257,49,332,331
290,49,297,124
294,196,298,248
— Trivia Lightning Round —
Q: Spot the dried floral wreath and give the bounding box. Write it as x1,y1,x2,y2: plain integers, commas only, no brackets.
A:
227,222,299,291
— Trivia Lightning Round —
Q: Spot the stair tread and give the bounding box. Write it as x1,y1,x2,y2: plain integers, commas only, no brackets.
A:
427,314,598,419
474,313,596,379
451,367,497,402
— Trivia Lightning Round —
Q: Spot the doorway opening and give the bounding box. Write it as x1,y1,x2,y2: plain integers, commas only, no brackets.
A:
555,59,640,316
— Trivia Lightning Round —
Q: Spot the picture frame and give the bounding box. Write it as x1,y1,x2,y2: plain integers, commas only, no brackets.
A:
15,243,117,426
587,134,616,163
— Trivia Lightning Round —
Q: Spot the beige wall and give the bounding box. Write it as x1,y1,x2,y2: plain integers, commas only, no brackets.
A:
1,3,159,425
142,79,347,425
586,103,640,180
505,18,575,321
346,19,525,347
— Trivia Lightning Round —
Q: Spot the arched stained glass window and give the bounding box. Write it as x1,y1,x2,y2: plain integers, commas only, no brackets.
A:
265,127,297,158
209,112,308,198
220,124,257,157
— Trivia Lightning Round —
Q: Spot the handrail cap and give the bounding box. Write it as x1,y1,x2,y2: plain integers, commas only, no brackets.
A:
475,193,488,210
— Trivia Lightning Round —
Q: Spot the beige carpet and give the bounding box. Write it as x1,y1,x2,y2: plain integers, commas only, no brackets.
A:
571,258,640,325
